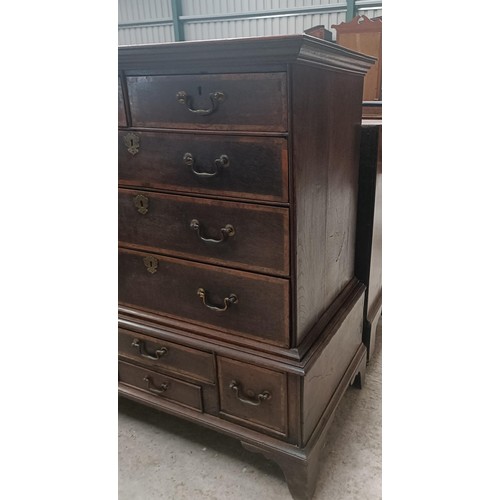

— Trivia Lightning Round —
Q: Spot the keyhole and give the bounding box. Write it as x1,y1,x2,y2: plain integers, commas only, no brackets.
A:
198,86,202,96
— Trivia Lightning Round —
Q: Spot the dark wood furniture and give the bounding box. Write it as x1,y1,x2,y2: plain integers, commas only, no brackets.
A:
355,122,382,360
331,17,383,358
118,35,374,500
304,24,333,41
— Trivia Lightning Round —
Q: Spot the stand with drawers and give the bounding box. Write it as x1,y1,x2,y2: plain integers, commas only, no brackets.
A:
118,35,374,500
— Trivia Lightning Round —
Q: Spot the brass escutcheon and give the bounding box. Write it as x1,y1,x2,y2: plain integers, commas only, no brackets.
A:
123,132,140,155
134,194,149,215
143,256,158,274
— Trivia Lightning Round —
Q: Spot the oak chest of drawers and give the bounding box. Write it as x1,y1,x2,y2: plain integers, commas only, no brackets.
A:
118,35,374,500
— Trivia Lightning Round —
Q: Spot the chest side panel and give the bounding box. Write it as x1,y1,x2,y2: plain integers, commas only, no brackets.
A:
291,65,364,345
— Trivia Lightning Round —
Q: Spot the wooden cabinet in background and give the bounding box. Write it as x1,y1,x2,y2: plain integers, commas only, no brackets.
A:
332,15,382,119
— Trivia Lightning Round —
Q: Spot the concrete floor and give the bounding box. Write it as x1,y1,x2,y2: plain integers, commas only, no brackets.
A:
119,322,381,500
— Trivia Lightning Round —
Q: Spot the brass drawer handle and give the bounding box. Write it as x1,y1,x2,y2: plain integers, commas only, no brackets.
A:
123,132,140,155
133,195,149,215
143,376,169,395
183,152,229,178
176,90,225,116
131,338,168,360
143,256,159,274
229,380,271,406
197,288,238,312
190,219,235,244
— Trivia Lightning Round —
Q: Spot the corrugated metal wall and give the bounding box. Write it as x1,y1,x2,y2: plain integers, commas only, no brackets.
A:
118,0,174,45
182,0,342,14
183,13,347,42
118,0,382,46
358,8,382,18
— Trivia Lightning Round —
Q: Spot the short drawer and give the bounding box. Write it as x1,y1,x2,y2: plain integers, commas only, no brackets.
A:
118,77,126,127
118,189,289,276
118,248,290,347
118,329,216,384
126,73,287,132
218,357,287,436
118,360,203,412
118,131,288,203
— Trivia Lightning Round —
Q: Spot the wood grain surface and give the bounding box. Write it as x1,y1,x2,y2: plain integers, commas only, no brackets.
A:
118,131,289,203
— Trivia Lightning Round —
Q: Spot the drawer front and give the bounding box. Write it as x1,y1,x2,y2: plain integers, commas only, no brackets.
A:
218,357,287,435
118,249,290,347
118,131,288,203
118,189,289,276
118,77,126,127
118,360,203,411
118,329,215,384
127,73,287,132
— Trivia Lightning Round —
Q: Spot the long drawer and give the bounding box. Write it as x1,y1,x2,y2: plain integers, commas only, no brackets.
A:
118,131,288,203
118,329,216,384
118,248,290,347
126,73,287,132
119,360,203,412
118,189,289,276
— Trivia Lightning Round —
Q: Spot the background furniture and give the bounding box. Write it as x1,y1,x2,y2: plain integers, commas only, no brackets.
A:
332,16,382,359
332,15,382,119
118,35,374,499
